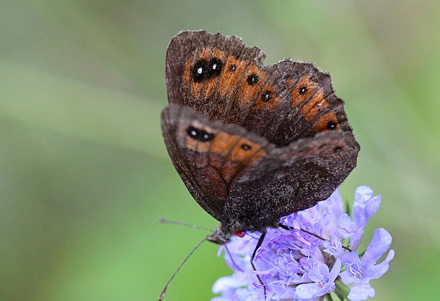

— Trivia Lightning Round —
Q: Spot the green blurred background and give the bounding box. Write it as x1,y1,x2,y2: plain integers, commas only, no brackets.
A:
1,0,439,300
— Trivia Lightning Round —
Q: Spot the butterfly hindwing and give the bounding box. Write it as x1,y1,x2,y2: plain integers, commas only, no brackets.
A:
223,131,359,232
161,104,275,224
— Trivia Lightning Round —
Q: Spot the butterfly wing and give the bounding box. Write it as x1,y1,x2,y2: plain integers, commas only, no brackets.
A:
166,30,355,147
223,131,360,232
161,104,275,223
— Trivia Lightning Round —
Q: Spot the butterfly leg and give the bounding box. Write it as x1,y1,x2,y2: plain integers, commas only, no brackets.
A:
278,223,352,251
250,231,267,297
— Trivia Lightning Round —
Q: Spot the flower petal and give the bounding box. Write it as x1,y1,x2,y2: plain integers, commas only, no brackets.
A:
340,269,356,285
354,186,374,205
212,276,241,293
368,249,395,280
362,228,392,269
353,186,374,227
364,195,381,223
326,188,345,217
347,279,375,301
307,262,329,282
323,238,344,258
295,283,319,299
329,259,342,281
341,252,361,284
337,213,354,238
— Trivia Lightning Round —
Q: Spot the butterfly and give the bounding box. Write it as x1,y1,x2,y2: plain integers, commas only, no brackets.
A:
162,29,359,238
159,30,360,298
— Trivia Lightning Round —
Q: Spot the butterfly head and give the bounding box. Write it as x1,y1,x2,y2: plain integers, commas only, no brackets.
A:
206,223,232,245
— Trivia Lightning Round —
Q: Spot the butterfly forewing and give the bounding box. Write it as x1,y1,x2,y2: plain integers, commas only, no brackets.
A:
166,31,355,148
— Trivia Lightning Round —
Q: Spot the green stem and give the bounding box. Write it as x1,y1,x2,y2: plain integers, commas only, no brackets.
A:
334,279,350,300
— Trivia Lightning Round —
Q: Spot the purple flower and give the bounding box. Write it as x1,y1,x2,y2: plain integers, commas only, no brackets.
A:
212,187,394,301
340,228,395,301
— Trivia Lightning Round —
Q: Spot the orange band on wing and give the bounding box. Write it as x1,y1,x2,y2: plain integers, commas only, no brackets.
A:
217,56,247,98
300,89,329,120
236,64,267,106
290,75,319,108
312,111,340,132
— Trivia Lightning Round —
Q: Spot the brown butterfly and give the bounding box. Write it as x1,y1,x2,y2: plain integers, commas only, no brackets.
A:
160,30,359,298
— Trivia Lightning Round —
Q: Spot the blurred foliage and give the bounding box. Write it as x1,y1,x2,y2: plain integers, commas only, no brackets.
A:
1,0,439,300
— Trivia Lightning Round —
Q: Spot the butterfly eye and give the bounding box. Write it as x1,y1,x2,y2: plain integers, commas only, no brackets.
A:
261,90,272,102
326,120,337,130
191,59,209,82
208,58,223,78
246,74,259,86
299,86,307,95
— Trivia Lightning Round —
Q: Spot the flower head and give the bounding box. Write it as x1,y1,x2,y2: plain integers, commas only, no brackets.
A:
212,187,394,301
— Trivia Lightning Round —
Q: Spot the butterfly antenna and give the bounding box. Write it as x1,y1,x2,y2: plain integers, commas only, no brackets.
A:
159,237,208,301
158,218,214,232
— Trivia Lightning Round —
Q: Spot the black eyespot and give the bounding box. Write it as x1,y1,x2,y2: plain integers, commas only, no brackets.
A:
299,86,307,95
201,132,215,142
191,59,209,82
241,144,251,150
186,126,215,142
246,74,259,86
333,146,343,153
261,90,272,102
229,64,237,72
326,121,337,130
186,126,200,139
208,57,223,78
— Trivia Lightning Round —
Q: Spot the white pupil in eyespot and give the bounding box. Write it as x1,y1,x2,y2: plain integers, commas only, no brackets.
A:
212,63,217,70
197,67,203,74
